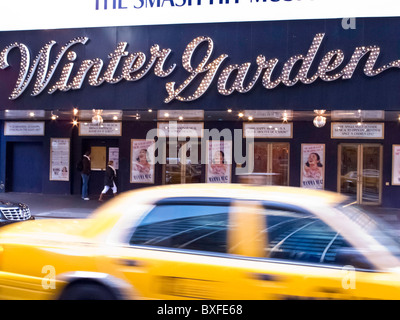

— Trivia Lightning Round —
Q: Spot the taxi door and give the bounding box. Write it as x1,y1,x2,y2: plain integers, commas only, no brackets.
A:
227,201,400,300
102,200,268,300
233,257,400,300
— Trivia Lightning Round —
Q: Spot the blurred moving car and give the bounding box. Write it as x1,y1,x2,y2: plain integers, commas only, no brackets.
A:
1,184,400,300
0,199,34,226
340,169,380,193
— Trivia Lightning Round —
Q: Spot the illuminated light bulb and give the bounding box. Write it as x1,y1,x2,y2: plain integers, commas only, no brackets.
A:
148,109,152,113
72,119,78,126
113,116,118,120
282,110,289,123
248,116,253,121
227,109,232,113
313,115,327,128
92,109,103,125
313,110,327,128
92,114,103,125
178,116,183,121
238,112,244,118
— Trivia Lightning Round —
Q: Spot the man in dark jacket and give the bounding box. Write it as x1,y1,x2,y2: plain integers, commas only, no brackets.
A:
81,151,91,200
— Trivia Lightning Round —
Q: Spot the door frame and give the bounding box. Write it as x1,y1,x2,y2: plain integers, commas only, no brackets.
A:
79,138,119,196
337,143,383,205
248,141,290,186
6,141,44,193
162,140,202,185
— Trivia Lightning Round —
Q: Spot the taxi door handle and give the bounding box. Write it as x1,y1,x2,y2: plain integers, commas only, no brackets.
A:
250,272,279,282
319,287,344,295
117,259,141,267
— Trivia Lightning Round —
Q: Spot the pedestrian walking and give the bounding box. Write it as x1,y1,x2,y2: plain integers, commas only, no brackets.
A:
99,160,117,201
81,150,91,200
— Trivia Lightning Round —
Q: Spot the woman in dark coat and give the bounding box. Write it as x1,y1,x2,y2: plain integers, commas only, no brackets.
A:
98,160,117,201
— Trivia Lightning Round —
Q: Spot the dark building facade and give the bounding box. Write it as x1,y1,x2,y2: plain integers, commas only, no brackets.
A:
1,17,400,207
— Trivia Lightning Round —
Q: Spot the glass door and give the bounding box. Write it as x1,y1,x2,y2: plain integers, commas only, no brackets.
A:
361,145,382,204
338,144,382,205
251,142,290,186
162,141,202,184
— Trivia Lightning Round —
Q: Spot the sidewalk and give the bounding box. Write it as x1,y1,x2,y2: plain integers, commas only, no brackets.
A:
360,206,400,227
0,193,103,219
1,192,400,226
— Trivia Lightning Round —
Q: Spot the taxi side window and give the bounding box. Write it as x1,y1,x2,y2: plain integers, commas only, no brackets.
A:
130,204,229,253
264,208,369,268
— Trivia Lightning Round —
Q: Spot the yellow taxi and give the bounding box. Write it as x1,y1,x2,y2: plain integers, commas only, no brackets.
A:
1,184,400,300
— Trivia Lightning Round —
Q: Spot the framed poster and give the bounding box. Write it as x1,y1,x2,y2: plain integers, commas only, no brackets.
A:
50,138,70,181
331,122,384,139
206,140,232,183
131,139,155,184
392,145,400,185
5,121,45,136
79,122,122,136
301,144,325,190
108,147,119,170
243,123,293,138
157,122,204,138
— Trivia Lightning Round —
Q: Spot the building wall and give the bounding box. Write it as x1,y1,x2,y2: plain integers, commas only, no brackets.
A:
1,18,400,111
1,17,400,206
2,119,400,208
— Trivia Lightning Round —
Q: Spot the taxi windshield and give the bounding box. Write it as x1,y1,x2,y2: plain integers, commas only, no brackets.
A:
339,202,400,258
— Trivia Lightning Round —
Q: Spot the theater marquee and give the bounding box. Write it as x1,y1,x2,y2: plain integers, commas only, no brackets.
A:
1,33,400,104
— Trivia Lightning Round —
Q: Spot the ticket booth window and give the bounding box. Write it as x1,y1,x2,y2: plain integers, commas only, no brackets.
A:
90,146,107,171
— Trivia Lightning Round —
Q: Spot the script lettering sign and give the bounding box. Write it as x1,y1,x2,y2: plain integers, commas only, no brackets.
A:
1,34,399,103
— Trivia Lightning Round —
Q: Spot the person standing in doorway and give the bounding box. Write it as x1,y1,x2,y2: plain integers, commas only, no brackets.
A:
81,151,91,200
99,160,117,202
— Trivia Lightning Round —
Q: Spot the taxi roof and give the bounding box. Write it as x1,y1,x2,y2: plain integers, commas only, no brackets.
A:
86,184,347,240
118,184,347,207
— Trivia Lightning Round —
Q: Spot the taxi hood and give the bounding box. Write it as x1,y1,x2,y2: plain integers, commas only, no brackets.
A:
0,218,95,244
